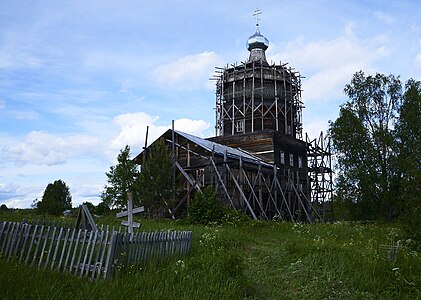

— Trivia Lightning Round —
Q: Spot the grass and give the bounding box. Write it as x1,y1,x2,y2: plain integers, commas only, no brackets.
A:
1,210,421,299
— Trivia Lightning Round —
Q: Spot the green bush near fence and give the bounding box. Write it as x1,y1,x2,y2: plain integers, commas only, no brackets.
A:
1,211,421,299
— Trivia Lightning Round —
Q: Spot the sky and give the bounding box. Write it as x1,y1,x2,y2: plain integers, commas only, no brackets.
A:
1,0,421,208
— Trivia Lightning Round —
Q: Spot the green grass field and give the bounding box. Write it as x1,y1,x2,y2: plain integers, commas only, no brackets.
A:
1,211,420,299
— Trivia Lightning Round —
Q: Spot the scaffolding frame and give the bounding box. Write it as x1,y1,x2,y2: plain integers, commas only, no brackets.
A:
306,132,334,222
214,61,303,140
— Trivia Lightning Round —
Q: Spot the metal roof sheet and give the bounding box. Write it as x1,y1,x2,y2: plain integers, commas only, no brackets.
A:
175,130,272,167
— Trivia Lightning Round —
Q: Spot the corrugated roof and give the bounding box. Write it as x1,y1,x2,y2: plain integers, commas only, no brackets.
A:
175,130,272,167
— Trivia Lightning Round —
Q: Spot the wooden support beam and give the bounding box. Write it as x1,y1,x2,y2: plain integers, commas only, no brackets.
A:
240,168,269,221
273,175,295,222
175,161,202,193
225,164,257,220
210,159,236,210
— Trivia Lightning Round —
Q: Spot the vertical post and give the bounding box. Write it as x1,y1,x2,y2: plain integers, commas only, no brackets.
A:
171,120,176,209
127,192,133,238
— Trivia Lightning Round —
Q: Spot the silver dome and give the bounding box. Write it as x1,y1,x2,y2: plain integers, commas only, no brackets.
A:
247,29,269,51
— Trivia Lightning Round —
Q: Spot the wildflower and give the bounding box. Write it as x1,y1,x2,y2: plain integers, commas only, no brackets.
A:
392,267,399,272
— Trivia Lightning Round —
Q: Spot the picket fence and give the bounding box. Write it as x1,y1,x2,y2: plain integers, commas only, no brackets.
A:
0,220,192,280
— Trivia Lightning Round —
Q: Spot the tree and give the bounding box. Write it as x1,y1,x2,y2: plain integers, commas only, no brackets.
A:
38,180,72,215
139,138,174,217
395,79,421,239
101,145,140,209
329,71,402,221
96,201,110,216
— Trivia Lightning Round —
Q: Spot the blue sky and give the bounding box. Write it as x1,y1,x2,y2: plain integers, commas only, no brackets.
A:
1,1,420,208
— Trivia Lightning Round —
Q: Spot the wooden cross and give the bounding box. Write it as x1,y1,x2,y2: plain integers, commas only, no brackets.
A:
253,8,262,27
116,192,144,238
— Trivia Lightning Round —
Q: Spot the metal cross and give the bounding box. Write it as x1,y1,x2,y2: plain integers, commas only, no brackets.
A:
253,8,262,27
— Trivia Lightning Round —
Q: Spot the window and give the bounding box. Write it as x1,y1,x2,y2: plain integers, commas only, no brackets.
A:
289,154,294,167
196,168,205,187
280,151,285,164
298,156,303,168
235,120,244,133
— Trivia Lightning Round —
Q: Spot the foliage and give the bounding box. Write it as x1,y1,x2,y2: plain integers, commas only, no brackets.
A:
187,187,251,226
0,204,8,212
187,187,225,225
95,201,110,216
1,212,421,299
37,180,72,215
330,71,402,221
396,79,421,240
81,201,95,214
139,139,174,217
101,145,140,209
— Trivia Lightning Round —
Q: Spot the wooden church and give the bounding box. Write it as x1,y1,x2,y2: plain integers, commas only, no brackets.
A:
135,16,333,222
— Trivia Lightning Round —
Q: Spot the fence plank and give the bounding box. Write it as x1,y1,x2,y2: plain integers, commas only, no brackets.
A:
12,223,26,256
31,224,45,266
74,230,88,275
69,229,82,273
80,231,94,277
6,222,19,258
19,224,32,262
4,222,16,258
25,223,39,264
50,227,64,270
1,222,11,253
94,229,109,280
85,230,99,277
57,228,71,271
44,225,57,269
104,232,118,279
0,221,192,280
63,228,77,272
38,224,52,268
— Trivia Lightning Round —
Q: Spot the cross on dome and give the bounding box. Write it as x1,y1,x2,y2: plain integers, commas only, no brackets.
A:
253,8,262,28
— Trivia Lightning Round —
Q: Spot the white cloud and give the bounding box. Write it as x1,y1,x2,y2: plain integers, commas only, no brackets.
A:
0,50,43,69
269,25,388,103
110,112,211,157
303,120,330,141
374,11,394,24
3,131,100,166
415,53,421,69
10,110,39,120
152,51,221,90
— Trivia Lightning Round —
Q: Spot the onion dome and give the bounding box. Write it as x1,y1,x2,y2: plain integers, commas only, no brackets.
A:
247,28,269,51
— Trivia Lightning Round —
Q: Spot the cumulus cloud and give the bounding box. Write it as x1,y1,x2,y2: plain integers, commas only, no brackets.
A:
269,25,389,103
0,182,42,208
109,112,211,156
152,51,221,90
3,131,100,166
415,53,421,69
0,50,43,69
374,11,394,24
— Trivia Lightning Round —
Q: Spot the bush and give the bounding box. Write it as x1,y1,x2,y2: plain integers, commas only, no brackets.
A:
187,187,251,226
0,204,9,212
401,206,421,244
188,187,225,225
96,201,110,216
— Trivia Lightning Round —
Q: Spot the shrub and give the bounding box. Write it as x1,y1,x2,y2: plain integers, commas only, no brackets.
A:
0,204,9,212
188,187,225,225
96,201,110,216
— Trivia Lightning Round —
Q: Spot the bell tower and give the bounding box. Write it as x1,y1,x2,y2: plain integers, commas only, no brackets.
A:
214,9,303,139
